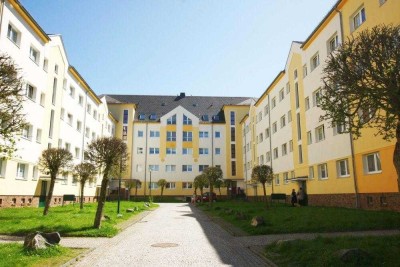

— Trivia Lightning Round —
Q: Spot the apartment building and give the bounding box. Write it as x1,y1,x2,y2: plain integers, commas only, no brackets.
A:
242,0,400,211
0,0,116,208
104,94,252,198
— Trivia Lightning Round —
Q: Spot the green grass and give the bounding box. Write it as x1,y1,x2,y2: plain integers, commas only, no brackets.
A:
0,201,158,237
198,200,400,235
265,235,400,266
0,243,84,267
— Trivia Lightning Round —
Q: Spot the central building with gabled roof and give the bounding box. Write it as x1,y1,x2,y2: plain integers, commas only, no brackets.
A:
103,93,255,198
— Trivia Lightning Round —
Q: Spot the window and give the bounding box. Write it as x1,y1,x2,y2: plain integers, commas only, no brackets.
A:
297,113,301,140
29,46,39,64
275,174,280,185
215,148,221,155
26,84,36,101
289,140,293,152
298,145,303,164
231,144,236,158
305,97,310,111
273,147,278,159
149,165,159,171
379,0,387,5
259,155,264,165
363,152,382,174
69,86,75,98
16,163,27,179
40,93,45,106
264,105,269,116
352,7,366,31
149,148,159,154
309,166,314,179
279,89,285,101
266,152,271,162
315,125,325,142
284,172,289,184
65,143,71,152
150,131,160,137
295,82,299,108
165,165,176,172
272,122,277,133
302,64,308,78
182,148,193,155
166,182,176,189
265,128,270,138
271,97,276,109
58,139,62,148
215,131,221,138
67,113,73,125
43,59,48,72
230,127,235,142
52,78,57,105
85,127,90,138
182,182,193,189
36,129,42,143
307,131,312,145
257,112,262,123
358,107,375,124
136,165,143,172
63,79,67,90
137,147,143,154
7,24,20,45
54,64,58,74
138,114,145,120
183,131,192,142
183,115,192,125
286,82,290,94
138,131,143,137
288,111,292,122
199,148,209,155
327,34,339,53
310,52,320,71
21,124,32,140
166,148,176,154
75,147,80,159
32,166,38,180
182,165,192,172
280,115,286,128
166,131,176,141
259,133,263,143
318,163,328,179
123,110,128,124
87,104,92,114
337,159,350,177
93,110,97,120
333,123,346,135
149,113,157,120
230,111,235,125
76,121,82,132
294,69,298,79
282,143,287,156
231,161,236,176
199,165,209,172
78,95,84,106
201,115,209,122
167,114,176,125
199,131,209,138
313,88,322,107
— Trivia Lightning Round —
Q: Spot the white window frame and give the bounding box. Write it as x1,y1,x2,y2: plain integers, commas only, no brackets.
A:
279,89,284,101
165,165,176,172
29,46,40,64
182,182,193,189
166,148,176,155
183,131,192,142
309,166,314,179
16,163,27,179
166,131,176,141
315,125,325,142
7,24,20,46
149,147,160,154
182,165,192,172
327,34,339,54
280,115,286,128
351,7,366,32
167,114,176,125
318,163,328,179
363,152,382,174
182,148,193,155
337,159,350,177
281,143,287,156
310,52,320,71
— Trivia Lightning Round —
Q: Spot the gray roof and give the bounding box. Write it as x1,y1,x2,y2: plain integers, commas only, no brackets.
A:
102,93,254,123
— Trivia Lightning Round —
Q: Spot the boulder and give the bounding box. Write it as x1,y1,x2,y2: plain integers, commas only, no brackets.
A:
335,248,371,263
251,216,265,227
23,232,52,250
102,215,111,221
41,232,61,245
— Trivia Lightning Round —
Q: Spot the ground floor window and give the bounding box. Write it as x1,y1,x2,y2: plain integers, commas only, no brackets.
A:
182,182,193,189
166,182,176,189
16,163,27,179
318,163,328,179
149,182,158,189
363,152,381,174
336,159,350,177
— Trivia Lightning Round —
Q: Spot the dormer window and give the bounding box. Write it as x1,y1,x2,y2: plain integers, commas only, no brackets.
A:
138,114,145,120
212,115,220,121
149,113,157,120
201,115,209,121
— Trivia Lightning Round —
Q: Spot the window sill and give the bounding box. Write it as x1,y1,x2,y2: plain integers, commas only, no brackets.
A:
319,177,328,180
29,57,39,66
365,171,382,175
338,175,350,178
7,37,20,48
15,177,27,181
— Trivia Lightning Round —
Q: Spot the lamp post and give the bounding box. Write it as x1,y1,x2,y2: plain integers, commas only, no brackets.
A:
117,156,122,214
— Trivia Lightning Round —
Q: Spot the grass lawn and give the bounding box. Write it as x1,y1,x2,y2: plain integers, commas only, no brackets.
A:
0,243,84,267
197,200,400,235
265,235,400,266
0,201,158,237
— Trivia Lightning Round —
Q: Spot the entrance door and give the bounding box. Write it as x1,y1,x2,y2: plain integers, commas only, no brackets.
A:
39,181,47,207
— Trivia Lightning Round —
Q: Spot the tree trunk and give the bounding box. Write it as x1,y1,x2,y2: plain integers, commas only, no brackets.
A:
393,120,400,193
161,187,164,199
135,186,138,201
43,175,56,216
218,187,221,196
262,182,269,207
93,175,109,228
200,188,204,202
80,181,85,210
209,185,213,206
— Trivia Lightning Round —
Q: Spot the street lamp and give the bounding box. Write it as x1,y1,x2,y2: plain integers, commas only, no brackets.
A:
149,170,152,198
117,156,123,214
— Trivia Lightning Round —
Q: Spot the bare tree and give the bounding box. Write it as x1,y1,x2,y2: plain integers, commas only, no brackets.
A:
157,179,167,200
73,162,97,209
251,165,273,205
125,179,139,201
0,53,26,157
38,148,73,215
320,25,400,191
203,167,223,205
86,137,128,229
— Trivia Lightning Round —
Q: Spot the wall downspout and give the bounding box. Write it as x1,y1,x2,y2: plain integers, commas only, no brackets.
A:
244,123,248,198
268,95,273,194
143,122,148,198
336,7,360,209
211,123,214,167
0,0,5,38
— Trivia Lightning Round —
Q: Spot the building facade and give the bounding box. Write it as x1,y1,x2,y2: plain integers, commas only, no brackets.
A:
0,0,399,210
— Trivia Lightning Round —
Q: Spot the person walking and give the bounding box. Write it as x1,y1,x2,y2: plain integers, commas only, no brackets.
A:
291,189,297,207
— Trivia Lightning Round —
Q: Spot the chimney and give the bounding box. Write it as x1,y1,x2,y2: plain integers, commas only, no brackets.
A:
180,92,186,98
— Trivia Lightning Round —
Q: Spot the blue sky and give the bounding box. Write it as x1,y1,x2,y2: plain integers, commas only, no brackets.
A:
21,0,337,97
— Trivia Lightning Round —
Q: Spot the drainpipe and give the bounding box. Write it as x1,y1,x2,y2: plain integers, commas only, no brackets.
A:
267,95,273,194
81,91,88,162
335,7,360,208
211,123,214,167
143,122,148,198
244,123,248,199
